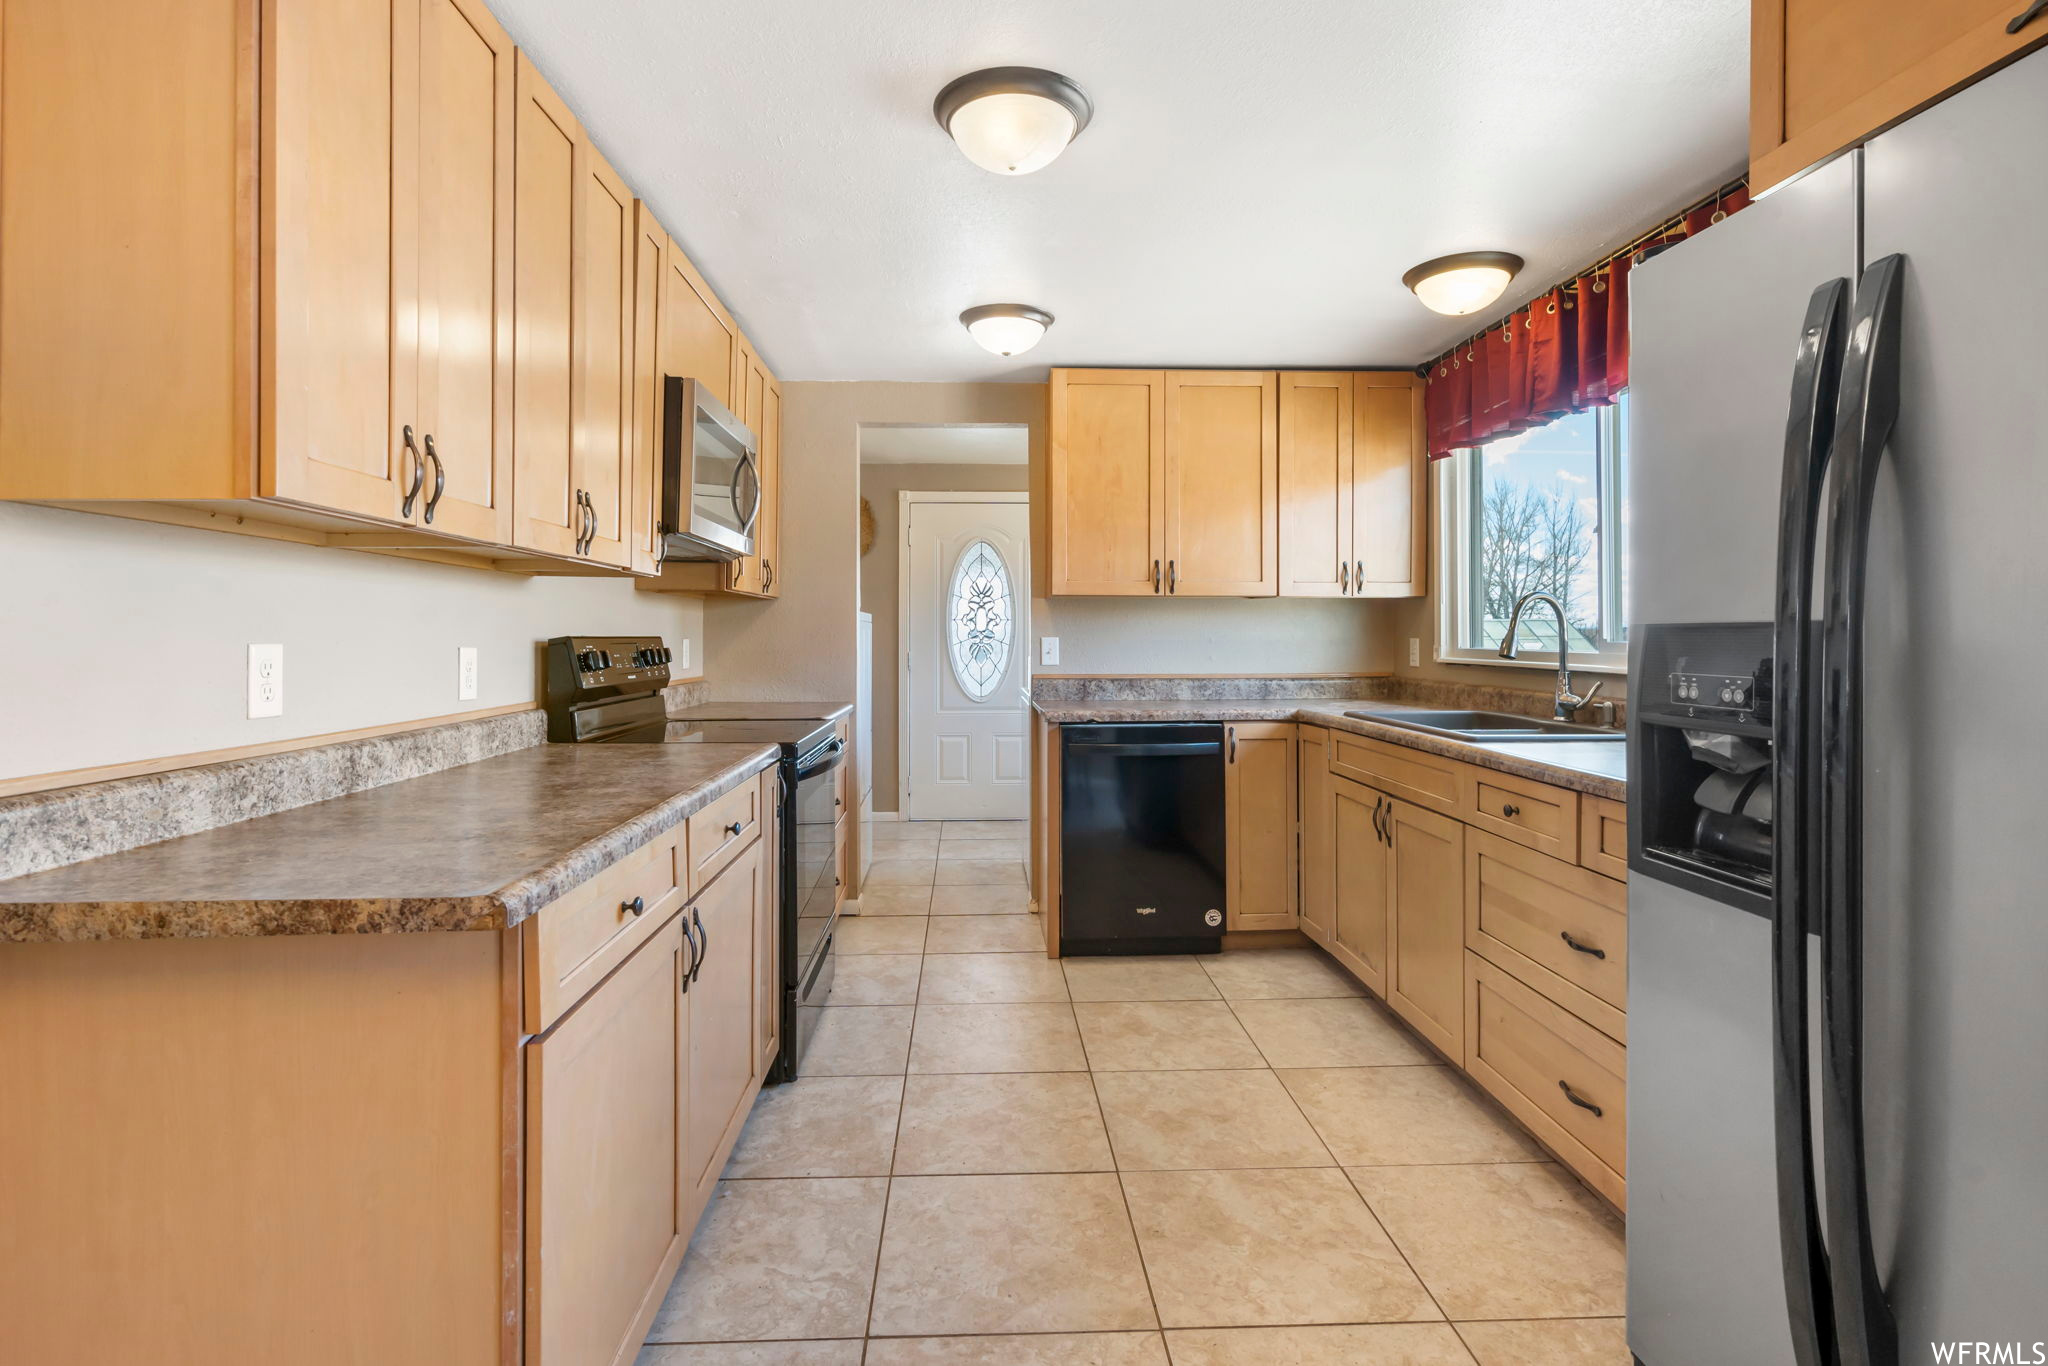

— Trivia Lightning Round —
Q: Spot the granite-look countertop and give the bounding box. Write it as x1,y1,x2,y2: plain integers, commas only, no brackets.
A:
0,743,779,943
1034,697,1626,801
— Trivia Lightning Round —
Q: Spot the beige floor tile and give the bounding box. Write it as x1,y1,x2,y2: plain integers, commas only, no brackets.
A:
1455,1318,1631,1365
909,1002,1088,1073
933,859,1027,886
1120,1167,1438,1328
722,1076,903,1179
836,915,929,955
638,1343,866,1366
1073,1000,1265,1071
872,826,943,846
829,954,923,1007
855,886,935,917
1199,948,1365,1000
1230,997,1436,1068
1093,1068,1331,1171
917,952,1070,1004
799,1006,914,1077
936,839,1028,861
1164,1324,1477,1365
865,858,939,888
1060,955,1221,1002
1347,1163,1627,1320
869,1173,1157,1335
924,915,1045,954
941,820,1027,840
893,1072,1112,1174
929,884,1032,916
864,1332,1167,1365
646,1178,886,1342
1279,1066,1543,1166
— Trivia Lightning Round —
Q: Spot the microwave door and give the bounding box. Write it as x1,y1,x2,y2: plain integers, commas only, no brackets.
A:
660,376,756,560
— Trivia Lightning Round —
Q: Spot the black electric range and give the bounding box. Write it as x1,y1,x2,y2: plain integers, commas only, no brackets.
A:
542,636,846,1083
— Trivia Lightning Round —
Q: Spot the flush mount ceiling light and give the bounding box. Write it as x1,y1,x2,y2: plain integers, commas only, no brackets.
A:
934,67,1093,175
1401,251,1526,316
960,304,1053,356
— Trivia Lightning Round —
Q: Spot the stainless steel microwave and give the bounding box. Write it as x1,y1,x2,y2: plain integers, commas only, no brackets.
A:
659,375,759,562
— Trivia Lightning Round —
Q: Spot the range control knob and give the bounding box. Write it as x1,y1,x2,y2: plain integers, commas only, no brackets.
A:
597,649,613,670
657,647,672,665
576,649,601,673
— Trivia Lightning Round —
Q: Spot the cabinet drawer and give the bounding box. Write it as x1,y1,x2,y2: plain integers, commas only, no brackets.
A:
687,776,765,896
1328,732,1461,816
1580,796,1628,880
524,828,686,1031
1464,769,1579,862
1465,830,1627,1041
1465,953,1626,1208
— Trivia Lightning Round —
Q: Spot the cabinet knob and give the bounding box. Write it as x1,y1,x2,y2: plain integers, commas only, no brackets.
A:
622,896,645,918
1501,803,1521,818
725,821,743,837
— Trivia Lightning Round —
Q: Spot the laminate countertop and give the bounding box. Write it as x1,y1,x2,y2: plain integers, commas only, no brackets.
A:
0,743,780,944
1033,698,1627,801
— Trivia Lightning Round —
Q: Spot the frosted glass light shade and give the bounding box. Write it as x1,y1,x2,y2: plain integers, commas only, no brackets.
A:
960,305,1052,357
933,68,1093,176
1402,252,1526,316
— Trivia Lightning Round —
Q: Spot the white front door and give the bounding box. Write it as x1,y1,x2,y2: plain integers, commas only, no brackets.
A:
903,495,1029,820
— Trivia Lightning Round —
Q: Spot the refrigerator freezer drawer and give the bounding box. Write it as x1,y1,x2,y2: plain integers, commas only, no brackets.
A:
1464,830,1628,1041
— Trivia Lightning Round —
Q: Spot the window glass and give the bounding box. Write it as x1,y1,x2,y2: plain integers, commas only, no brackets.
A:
946,539,1014,700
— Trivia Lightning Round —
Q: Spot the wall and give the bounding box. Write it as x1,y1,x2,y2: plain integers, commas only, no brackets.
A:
859,460,1029,810
0,503,703,784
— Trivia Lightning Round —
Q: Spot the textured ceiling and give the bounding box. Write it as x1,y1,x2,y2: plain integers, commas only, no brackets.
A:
859,425,1031,465
487,0,1748,382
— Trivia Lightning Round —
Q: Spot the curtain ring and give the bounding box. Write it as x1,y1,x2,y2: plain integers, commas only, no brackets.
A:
1710,209,1728,223
1465,344,1477,362
1546,297,1557,314
1591,277,1606,293
1524,313,1535,329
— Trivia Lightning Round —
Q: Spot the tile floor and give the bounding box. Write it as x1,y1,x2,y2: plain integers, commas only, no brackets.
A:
640,819,1629,1365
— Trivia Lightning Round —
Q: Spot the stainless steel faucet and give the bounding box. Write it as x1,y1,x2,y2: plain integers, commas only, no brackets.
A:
1497,592,1605,722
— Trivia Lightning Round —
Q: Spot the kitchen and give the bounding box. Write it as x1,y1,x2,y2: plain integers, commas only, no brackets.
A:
2,3,2044,1365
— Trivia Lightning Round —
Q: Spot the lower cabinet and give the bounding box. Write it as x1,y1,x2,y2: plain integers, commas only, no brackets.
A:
1384,798,1466,1061
1329,778,1393,996
1224,722,1297,930
682,835,764,1221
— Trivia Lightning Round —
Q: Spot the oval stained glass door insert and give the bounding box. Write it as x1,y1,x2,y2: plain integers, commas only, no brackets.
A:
946,538,1015,701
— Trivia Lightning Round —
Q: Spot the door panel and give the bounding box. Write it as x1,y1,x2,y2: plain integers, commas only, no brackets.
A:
416,0,513,542
1048,369,1166,595
1278,372,1352,596
758,376,782,596
1332,778,1392,995
573,140,634,567
1352,371,1426,596
628,204,666,575
661,242,739,412
1165,370,1277,596
684,839,762,1214
510,52,579,557
1225,722,1296,931
1386,798,1464,1059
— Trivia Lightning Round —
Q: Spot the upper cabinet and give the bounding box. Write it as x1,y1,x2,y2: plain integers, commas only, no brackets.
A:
1752,0,2048,191
627,205,669,577
1049,367,1422,599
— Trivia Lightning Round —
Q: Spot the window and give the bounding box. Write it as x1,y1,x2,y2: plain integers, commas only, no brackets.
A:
1436,394,1629,670
946,538,1014,700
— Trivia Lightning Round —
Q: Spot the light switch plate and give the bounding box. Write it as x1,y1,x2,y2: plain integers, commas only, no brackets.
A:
457,646,479,701
247,643,284,719
1408,637,1421,668
1040,636,1060,666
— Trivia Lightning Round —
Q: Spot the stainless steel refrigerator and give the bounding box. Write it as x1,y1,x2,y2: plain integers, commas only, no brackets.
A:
1625,45,2048,1366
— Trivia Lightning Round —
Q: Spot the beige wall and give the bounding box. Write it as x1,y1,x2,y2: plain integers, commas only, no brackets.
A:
0,502,704,783
859,460,1030,810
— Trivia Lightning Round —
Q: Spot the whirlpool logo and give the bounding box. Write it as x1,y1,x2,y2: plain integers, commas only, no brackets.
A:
1930,1344,2048,1364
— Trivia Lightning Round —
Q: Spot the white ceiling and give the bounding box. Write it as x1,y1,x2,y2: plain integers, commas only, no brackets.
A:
859,425,1031,465
487,0,1748,382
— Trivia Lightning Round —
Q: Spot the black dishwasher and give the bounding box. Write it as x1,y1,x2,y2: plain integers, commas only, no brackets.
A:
1060,723,1227,955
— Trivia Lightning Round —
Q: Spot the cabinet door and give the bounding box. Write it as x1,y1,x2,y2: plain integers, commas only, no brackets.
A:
1297,728,1334,941
1331,778,1393,996
526,914,685,1366
415,0,515,543
509,52,580,558
627,203,667,575
264,0,410,522
572,138,635,568
1385,798,1465,1060
1048,369,1167,595
756,772,784,1075
728,341,770,595
1351,371,1426,597
1165,370,1278,596
683,837,763,1216
758,375,783,597
1277,372,1353,597
661,239,740,412
1224,722,1297,931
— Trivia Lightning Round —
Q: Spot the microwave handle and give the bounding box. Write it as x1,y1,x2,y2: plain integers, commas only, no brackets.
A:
733,446,762,537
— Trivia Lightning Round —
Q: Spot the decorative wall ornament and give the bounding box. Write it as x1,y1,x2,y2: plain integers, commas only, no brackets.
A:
859,497,877,557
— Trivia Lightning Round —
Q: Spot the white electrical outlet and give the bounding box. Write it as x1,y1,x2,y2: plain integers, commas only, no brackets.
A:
457,646,479,701
677,638,690,670
1040,636,1060,666
247,643,284,719
1408,637,1421,668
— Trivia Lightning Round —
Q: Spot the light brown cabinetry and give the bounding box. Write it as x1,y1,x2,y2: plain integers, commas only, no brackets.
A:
1278,371,1426,598
1329,779,1395,996
1165,371,1279,595
1384,797,1466,1060
1752,0,2048,192
1465,829,1627,1042
1047,369,1169,595
683,834,763,1217
1225,722,1297,930
627,204,669,576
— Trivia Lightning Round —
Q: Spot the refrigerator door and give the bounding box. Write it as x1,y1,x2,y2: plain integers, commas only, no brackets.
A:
1625,151,1859,1366
1851,46,2048,1354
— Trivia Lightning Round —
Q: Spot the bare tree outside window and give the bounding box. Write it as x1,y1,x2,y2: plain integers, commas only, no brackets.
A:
1480,480,1598,630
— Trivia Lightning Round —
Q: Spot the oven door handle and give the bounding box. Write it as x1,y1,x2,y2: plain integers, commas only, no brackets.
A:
796,736,846,782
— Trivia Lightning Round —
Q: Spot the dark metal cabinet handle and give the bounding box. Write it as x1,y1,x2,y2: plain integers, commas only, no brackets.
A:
1167,559,1177,594
1339,561,1349,594
1355,560,1364,594
399,425,425,516
585,492,596,552
1560,930,1606,960
1501,803,1521,818
575,491,588,553
679,913,697,990
1558,1080,1604,1118
724,821,743,837
2010,0,2048,34
689,908,707,982
763,560,774,590
1151,559,1161,593
1227,727,1236,763
422,434,447,524
622,895,645,918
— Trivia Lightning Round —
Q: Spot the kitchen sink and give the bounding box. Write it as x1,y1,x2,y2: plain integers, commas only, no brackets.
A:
1343,708,1625,743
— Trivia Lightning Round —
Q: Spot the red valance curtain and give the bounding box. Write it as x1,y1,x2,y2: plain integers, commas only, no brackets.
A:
1424,182,1750,458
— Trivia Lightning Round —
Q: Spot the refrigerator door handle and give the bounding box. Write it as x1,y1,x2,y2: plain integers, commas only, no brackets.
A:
1818,252,1907,1366
1770,275,1851,1366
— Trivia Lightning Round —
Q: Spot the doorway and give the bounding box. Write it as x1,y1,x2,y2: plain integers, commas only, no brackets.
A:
899,492,1029,820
